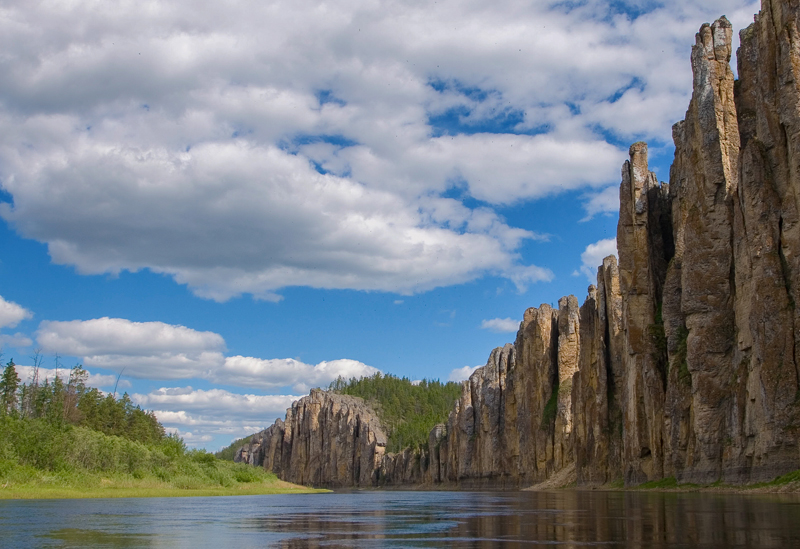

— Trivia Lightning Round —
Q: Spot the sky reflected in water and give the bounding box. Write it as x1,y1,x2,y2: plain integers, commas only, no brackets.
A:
2,490,800,548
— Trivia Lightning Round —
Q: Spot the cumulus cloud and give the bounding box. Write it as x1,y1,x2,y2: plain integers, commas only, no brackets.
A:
577,238,618,283
168,430,215,445
0,332,33,349
133,387,299,446
14,365,131,390
34,316,380,390
0,0,760,301
134,387,297,418
448,365,481,382
480,318,520,333
581,186,620,221
0,296,33,329
36,318,226,379
213,357,380,393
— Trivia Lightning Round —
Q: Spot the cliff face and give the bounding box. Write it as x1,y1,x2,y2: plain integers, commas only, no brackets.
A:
235,389,388,487
239,0,800,488
728,0,800,483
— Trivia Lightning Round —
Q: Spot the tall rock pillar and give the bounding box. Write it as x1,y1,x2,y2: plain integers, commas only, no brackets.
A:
554,296,580,471
513,304,560,482
572,257,625,484
666,17,739,483
728,0,800,481
618,142,672,484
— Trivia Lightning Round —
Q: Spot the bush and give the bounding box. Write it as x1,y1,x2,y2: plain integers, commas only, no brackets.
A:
541,386,558,428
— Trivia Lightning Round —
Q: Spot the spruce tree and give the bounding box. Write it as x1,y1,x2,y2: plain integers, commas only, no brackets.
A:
0,359,21,415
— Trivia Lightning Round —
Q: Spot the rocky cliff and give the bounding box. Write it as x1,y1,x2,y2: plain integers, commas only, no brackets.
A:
236,389,389,487
238,0,800,488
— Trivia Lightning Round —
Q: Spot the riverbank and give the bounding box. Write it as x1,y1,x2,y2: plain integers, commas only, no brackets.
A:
0,414,329,499
520,466,800,494
360,463,800,493
0,470,327,499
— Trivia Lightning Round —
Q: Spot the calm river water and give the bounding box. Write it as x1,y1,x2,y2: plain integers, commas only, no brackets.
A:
2,490,800,548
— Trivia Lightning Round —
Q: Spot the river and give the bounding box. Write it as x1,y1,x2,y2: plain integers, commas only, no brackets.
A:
2,490,800,547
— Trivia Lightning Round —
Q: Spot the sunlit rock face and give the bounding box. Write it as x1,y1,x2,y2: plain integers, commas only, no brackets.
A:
572,256,625,485
235,389,387,488
241,2,800,488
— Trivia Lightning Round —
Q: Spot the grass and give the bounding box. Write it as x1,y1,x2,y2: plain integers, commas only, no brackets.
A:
635,476,703,490
0,461,326,499
745,469,800,490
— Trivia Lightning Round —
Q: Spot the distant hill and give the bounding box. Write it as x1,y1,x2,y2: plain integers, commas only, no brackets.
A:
329,373,462,453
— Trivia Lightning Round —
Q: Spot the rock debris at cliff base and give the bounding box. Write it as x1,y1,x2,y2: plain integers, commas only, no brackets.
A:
237,0,800,488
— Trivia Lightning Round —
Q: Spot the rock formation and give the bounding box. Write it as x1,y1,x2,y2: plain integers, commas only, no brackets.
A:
238,1,800,488
235,389,388,487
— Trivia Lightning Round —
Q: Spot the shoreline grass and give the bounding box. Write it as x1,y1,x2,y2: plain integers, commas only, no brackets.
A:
0,416,329,500
577,472,800,494
0,469,327,499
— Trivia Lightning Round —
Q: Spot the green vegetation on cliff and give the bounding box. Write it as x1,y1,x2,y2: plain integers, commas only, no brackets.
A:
215,434,255,460
329,373,462,453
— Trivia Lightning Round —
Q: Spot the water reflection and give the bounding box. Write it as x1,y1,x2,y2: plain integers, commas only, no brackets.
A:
245,491,800,548
45,528,157,547
2,490,800,548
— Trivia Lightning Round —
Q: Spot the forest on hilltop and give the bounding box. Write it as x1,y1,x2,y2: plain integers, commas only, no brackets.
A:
217,372,464,460
329,373,462,453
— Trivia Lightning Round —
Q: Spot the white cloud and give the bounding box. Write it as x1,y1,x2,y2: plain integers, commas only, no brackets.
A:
480,317,520,333
578,238,618,284
35,316,379,391
0,332,33,349
167,429,214,445
133,387,299,446
14,365,131,390
0,296,33,329
214,357,380,393
0,0,761,301
1,140,549,300
448,365,481,382
134,387,297,418
36,318,226,379
581,186,620,221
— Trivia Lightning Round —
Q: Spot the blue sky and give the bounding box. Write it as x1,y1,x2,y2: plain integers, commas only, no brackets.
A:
0,0,759,449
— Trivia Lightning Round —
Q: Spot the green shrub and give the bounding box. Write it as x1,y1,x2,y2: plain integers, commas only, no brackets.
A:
189,450,217,464
233,464,264,483
541,386,559,428
673,326,691,386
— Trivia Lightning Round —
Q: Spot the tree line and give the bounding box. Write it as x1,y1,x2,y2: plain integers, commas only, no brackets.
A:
0,354,164,445
329,372,462,453
217,373,463,460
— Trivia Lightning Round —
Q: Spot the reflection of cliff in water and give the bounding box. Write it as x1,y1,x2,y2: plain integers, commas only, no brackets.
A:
245,491,800,548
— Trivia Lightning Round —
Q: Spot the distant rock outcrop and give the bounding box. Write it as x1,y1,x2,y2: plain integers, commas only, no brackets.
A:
235,389,388,487
238,1,800,488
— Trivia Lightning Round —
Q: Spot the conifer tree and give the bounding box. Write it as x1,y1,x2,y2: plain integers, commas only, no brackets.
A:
0,359,21,415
